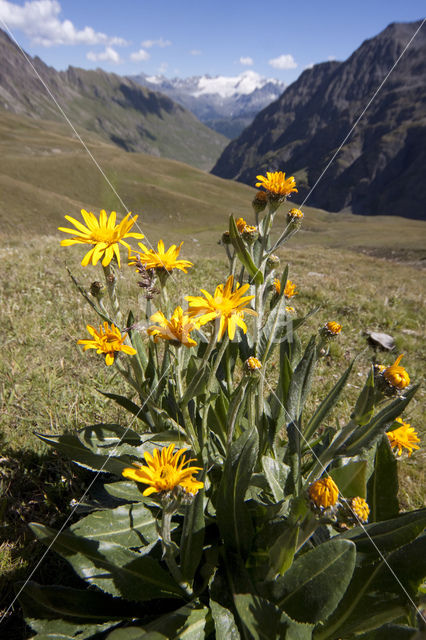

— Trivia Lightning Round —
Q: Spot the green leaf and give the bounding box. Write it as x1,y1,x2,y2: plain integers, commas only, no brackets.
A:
25,617,119,640
104,480,147,502
34,432,131,475
216,427,259,557
304,360,355,441
338,508,426,562
18,581,138,622
105,604,209,639
268,523,299,578
210,599,241,640
30,523,183,601
229,215,263,285
343,384,419,457
180,488,205,582
367,435,399,522
267,539,356,624
329,460,368,498
355,624,419,640
234,594,313,640
97,390,153,426
286,336,317,423
70,502,160,547
261,456,290,502
351,367,376,426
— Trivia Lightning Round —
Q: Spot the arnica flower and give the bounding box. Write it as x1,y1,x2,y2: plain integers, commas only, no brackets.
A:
255,171,298,198
274,279,297,298
236,217,248,233
77,322,136,366
387,418,420,456
129,239,193,273
147,306,199,348
59,209,144,267
383,354,410,390
350,497,370,523
185,275,257,341
122,444,204,496
245,356,262,372
324,321,342,336
288,208,304,220
286,306,296,314
309,476,339,509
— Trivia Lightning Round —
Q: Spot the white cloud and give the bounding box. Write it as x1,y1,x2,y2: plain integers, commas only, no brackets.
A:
87,46,122,64
268,54,297,70
141,37,171,48
328,55,336,61
189,49,201,56
0,0,128,46
239,56,253,66
130,48,150,62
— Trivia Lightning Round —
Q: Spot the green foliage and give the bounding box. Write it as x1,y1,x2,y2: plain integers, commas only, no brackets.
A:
14,182,424,639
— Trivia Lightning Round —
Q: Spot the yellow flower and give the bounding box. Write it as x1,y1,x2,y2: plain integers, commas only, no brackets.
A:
185,275,257,341
288,208,304,220
286,306,296,313
59,209,144,267
236,217,248,232
387,418,420,456
245,356,262,371
129,239,193,273
77,322,136,366
122,444,204,496
308,476,339,508
325,321,342,335
147,306,199,348
350,497,370,523
284,280,297,298
255,171,298,197
383,354,410,390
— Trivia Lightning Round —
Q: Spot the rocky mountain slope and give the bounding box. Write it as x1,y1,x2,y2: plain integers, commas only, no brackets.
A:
211,21,426,219
130,71,285,139
0,29,227,170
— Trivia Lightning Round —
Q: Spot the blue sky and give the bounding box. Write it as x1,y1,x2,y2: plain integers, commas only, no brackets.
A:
0,0,424,83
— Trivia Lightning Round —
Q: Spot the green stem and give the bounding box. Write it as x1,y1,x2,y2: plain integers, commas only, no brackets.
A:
201,333,229,440
176,348,200,454
161,504,192,597
102,262,121,323
226,380,248,450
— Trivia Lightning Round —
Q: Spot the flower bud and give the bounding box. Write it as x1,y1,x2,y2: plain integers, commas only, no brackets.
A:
266,254,280,275
242,225,258,244
308,476,339,509
252,190,268,214
90,281,105,299
221,231,232,245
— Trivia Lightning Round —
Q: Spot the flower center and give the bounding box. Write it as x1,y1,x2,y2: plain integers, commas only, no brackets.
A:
90,228,119,244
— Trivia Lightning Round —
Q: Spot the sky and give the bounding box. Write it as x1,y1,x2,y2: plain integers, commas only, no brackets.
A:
0,0,424,85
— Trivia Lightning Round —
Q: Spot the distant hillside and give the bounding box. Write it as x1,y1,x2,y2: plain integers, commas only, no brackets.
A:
212,20,426,219
130,71,285,139
0,29,227,171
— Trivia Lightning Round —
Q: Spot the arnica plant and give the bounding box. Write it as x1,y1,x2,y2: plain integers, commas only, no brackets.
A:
20,171,425,639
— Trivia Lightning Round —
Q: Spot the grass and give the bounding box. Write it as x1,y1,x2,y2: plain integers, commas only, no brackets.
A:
0,111,425,637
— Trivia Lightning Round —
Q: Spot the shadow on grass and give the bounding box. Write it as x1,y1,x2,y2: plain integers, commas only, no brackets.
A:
0,438,91,639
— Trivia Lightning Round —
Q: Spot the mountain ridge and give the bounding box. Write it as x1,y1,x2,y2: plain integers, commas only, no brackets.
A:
211,20,426,219
130,71,285,139
0,28,227,171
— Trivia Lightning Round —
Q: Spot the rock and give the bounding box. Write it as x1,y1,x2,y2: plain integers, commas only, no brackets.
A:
366,331,395,350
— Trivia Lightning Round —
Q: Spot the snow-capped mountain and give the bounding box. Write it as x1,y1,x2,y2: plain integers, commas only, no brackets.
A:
129,71,285,139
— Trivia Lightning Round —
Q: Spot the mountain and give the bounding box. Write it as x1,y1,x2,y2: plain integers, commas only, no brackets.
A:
130,71,285,139
0,29,227,171
211,21,426,219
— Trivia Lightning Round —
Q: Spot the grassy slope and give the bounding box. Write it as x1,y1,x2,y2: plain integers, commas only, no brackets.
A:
0,111,425,635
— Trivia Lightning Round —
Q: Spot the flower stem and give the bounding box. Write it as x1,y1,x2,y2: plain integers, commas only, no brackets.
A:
102,263,121,323
161,503,192,597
